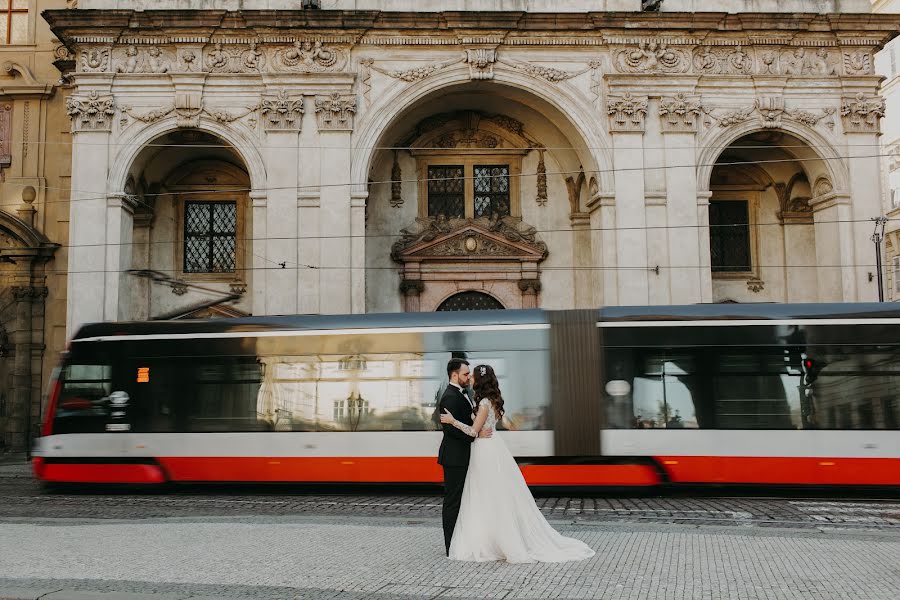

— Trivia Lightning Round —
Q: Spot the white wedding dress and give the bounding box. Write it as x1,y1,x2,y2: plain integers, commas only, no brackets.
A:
448,399,596,563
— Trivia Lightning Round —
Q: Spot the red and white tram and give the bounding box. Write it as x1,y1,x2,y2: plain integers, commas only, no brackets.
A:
33,304,900,488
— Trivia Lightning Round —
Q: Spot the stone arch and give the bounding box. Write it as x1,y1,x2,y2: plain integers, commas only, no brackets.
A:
352,63,614,199
697,121,847,196
0,209,52,250
107,117,266,197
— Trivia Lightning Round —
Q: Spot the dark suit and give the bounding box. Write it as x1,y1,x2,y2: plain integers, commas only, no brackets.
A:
437,383,476,555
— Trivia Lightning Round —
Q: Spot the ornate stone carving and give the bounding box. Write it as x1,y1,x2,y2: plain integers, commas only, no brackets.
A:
180,49,198,72
390,151,403,208
11,286,48,302
205,42,267,73
391,215,548,261
274,40,344,72
615,41,689,73
122,96,257,129
517,279,542,294
659,93,701,133
498,57,591,82
260,90,304,130
66,91,116,131
755,96,786,128
840,93,885,133
80,47,110,72
54,44,73,62
842,51,872,75
782,48,837,76
315,93,356,131
115,45,171,74
747,279,765,293
399,279,425,296
759,51,779,74
813,176,833,198
536,148,547,207
362,56,461,84
607,92,648,132
692,45,753,75
705,106,754,128
465,48,497,80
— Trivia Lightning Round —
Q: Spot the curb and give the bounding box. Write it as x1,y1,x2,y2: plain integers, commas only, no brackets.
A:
0,589,189,600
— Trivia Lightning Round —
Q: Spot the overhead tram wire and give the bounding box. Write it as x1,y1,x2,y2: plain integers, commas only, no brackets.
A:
0,151,894,208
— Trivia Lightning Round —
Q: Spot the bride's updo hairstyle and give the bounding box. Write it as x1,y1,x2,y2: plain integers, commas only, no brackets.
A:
473,364,505,419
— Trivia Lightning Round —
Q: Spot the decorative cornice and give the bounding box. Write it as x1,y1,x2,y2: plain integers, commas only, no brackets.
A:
392,215,548,262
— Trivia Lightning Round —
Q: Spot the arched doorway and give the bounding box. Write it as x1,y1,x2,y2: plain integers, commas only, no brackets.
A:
436,291,505,311
121,130,253,320
365,81,599,313
706,130,829,303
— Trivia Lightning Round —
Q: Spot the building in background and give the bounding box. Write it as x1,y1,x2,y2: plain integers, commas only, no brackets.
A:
873,0,900,298
0,0,71,452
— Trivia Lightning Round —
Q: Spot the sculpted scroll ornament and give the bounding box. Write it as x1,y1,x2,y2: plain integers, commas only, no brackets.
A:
315,93,357,131
607,93,649,132
80,47,110,72
274,40,344,72
260,90,304,131
616,41,689,73
692,45,753,75
842,51,872,76
205,42,266,73
840,93,885,133
66,91,116,131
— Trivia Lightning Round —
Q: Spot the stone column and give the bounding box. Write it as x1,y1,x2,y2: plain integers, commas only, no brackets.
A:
781,213,818,303
350,190,367,314
588,192,617,307
811,192,856,302
607,93,650,305
9,285,41,452
264,130,301,316
104,193,136,321
570,212,592,308
399,280,424,312
65,88,118,337
660,95,704,304
696,191,713,303
250,190,268,316
315,93,356,315
518,279,541,309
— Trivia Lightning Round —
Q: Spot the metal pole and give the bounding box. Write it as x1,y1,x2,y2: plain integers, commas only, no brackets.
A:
872,217,888,302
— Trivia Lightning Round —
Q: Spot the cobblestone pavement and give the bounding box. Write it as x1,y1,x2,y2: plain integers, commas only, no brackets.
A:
0,516,898,600
2,462,900,599
1,463,898,529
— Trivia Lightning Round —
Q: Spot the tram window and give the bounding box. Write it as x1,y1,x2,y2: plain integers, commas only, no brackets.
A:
805,346,900,430
711,352,801,429
53,364,113,434
252,349,550,432
629,354,700,429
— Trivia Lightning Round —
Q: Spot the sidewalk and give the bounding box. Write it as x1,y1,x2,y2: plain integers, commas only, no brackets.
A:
1,515,898,600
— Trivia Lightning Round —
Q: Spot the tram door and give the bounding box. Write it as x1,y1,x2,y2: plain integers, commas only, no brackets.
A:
549,310,604,456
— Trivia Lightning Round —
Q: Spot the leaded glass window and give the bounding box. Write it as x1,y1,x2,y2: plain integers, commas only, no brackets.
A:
184,201,237,273
474,165,511,218
427,165,465,218
709,200,751,273
437,291,505,311
0,1,27,45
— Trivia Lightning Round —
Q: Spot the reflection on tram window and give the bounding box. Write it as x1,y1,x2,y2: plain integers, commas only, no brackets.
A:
53,364,113,434
806,346,900,430
255,350,549,432
608,346,900,430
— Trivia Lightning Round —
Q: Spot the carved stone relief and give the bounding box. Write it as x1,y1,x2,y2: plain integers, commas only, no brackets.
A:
315,93,357,131
114,45,172,74
813,176,833,198
66,91,116,131
701,98,835,131
607,92,649,132
273,40,345,72
692,45,753,75
390,151,403,208
615,41,689,73
842,51,872,75
659,93,701,133
782,48,838,76
260,90,304,131
391,214,548,260
840,93,885,133
80,47,110,72
205,42,267,73
465,48,497,80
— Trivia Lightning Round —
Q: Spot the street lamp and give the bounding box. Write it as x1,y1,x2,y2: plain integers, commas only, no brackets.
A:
871,216,888,302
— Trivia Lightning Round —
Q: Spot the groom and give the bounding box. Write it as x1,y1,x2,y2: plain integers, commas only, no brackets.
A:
438,358,491,555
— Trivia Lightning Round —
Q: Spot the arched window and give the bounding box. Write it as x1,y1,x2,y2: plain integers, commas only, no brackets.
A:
436,291,504,311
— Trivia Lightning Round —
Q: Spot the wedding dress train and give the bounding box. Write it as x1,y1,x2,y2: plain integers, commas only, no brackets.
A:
448,399,595,563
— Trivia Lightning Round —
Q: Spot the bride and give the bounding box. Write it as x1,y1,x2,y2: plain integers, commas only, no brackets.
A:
439,364,595,563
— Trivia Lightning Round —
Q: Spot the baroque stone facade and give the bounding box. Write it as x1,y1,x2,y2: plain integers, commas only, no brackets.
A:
41,2,896,335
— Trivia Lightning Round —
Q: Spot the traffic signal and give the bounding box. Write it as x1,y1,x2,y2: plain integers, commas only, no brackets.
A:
802,357,826,384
